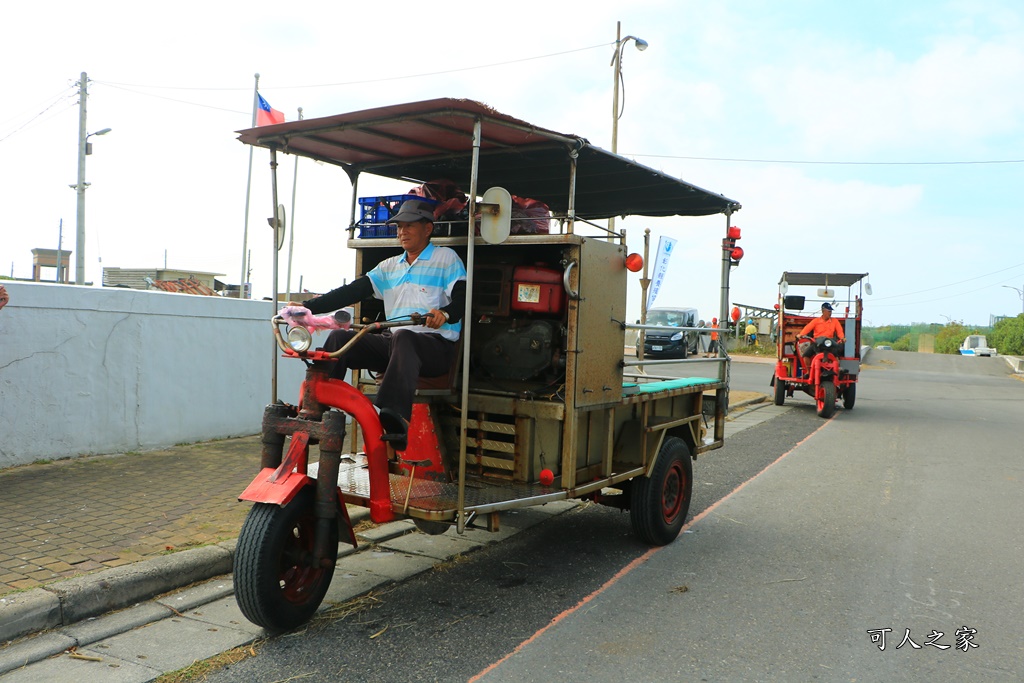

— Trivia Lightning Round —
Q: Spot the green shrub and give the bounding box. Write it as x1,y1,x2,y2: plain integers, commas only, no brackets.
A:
935,322,972,355
990,315,1024,356
892,333,914,351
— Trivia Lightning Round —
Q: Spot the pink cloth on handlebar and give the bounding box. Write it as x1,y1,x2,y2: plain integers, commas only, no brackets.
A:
279,306,351,331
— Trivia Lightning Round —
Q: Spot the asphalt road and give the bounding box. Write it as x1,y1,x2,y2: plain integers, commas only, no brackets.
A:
203,351,1023,682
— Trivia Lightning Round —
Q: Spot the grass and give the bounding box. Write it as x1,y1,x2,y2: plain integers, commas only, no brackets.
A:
154,641,262,683
727,343,774,358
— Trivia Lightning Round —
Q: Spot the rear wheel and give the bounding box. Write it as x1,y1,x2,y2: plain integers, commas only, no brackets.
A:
817,382,837,418
631,437,693,546
234,487,336,631
773,376,786,406
843,382,856,410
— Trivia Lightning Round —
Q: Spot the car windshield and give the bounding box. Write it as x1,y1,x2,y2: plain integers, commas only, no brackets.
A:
649,311,691,326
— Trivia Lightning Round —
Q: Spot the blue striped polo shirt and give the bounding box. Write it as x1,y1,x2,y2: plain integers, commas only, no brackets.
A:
366,242,467,342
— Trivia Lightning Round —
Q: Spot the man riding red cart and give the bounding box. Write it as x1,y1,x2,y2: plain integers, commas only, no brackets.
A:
771,272,870,418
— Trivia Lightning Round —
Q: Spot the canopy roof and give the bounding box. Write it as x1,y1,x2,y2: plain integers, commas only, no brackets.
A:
779,272,869,287
237,98,740,220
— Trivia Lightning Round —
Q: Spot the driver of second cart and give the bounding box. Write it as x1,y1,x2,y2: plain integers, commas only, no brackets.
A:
797,302,845,359
296,199,467,451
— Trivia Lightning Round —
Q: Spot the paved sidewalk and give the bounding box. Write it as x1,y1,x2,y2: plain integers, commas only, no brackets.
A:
0,437,261,595
0,391,775,680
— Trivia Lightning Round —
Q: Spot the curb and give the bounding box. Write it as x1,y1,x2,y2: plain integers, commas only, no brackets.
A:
1004,355,1023,373
0,507,370,646
730,394,768,411
0,503,578,678
0,543,232,646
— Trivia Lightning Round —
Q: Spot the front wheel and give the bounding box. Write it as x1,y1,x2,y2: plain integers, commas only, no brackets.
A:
234,487,337,631
773,376,786,406
843,382,856,410
631,437,693,546
817,382,837,418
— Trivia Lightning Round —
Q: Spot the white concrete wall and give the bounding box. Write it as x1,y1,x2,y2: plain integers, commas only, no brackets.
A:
0,282,307,467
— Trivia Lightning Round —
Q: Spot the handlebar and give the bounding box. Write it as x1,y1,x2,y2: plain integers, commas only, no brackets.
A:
272,312,429,358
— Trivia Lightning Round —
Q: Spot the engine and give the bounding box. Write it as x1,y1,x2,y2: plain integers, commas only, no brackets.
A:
472,263,566,382
477,320,562,380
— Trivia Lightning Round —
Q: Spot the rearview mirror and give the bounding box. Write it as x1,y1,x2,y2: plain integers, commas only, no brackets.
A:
783,295,805,310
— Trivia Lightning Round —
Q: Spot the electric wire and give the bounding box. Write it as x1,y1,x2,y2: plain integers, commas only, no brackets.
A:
95,82,248,116
0,84,76,128
0,88,77,144
625,152,1024,166
95,42,614,92
871,263,1024,301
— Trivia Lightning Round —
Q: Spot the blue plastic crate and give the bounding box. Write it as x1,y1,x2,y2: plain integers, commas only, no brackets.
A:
357,195,437,238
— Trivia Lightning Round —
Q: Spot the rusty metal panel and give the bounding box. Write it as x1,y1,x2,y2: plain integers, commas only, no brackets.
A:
566,238,627,407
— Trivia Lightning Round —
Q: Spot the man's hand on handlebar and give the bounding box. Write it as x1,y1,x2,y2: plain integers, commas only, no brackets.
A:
425,309,447,330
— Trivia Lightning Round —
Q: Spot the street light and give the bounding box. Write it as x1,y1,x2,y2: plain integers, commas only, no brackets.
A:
609,22,648,234
611,22,648,156
1002,284,1024,315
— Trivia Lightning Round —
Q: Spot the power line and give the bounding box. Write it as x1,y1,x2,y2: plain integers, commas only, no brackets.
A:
871,263,1024,301
626,152,1024,166
96,42,613,92
0,91,77,144
96,82,248,115
0,85,76,128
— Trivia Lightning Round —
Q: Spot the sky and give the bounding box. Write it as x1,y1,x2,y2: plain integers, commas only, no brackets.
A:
3,0,1024,326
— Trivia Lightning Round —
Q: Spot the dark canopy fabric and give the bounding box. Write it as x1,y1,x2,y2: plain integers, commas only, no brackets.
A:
237,98,740,220
780,273,869,287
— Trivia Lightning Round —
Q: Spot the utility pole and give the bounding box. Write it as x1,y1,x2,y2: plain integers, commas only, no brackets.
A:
74,72,88,285
71,72,110,286
56,219,64,283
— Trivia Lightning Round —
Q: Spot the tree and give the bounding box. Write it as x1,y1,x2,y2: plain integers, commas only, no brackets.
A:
989,315,1024,356
892,333,914,351
935,322,972,355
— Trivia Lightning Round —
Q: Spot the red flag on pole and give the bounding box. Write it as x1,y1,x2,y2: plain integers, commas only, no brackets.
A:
256,93,285,126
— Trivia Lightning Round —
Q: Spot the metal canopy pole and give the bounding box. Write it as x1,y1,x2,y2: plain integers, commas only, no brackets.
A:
719,209,734,388
456,118,482,534
270,146,281,403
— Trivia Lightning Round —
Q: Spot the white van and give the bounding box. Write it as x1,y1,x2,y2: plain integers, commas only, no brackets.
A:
960,335,996,357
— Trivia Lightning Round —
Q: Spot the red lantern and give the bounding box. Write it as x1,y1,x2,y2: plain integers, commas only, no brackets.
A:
624,253,644,272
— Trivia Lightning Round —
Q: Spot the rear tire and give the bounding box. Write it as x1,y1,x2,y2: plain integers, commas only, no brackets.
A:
817,382,837,418
631,437,693,546
234,487,336,631
843,382,856,410
773,376,786,406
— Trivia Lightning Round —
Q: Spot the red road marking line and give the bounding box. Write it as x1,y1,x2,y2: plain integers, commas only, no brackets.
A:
469,415,833,681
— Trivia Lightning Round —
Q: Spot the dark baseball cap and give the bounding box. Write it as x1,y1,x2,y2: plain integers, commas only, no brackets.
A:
821,302,834,311
387,199,436,224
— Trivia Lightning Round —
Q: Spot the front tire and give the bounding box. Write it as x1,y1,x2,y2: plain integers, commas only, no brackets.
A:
817,382,837,418
773,376,786,406
235,487,337,631
631,437,693,546
843,382,856,410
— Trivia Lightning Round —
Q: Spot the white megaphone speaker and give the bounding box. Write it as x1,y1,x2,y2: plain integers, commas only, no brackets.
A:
479,187,512,244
